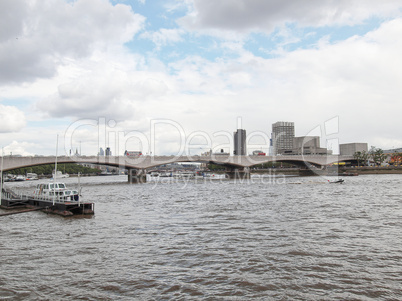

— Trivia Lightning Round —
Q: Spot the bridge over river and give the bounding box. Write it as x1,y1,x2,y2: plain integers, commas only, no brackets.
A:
1,154,354,183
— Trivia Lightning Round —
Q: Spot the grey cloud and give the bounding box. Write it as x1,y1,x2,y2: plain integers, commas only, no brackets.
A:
180,0,402,33
0,0,145,85
0,41,55,83
38,83,135,120
0,0,27,42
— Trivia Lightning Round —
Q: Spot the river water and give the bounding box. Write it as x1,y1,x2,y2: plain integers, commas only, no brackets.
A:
1,174,401,300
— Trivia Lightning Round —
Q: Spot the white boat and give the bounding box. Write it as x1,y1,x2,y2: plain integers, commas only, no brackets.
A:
3,175,13,182
34,182,79,202
52,170,69,179
26,173,38,180
328,179,344,184
172,172,195,179
100,171,113,176
15,175,26,181
159,172,172,177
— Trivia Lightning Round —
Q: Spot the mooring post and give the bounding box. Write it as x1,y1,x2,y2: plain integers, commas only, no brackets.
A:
128,168,147,184
226,167,251,180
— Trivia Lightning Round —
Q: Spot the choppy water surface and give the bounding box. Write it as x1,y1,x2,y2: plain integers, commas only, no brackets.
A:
1,174,401,300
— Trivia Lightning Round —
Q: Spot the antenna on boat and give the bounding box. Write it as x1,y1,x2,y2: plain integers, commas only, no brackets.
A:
78,172,81,207
53,134,59,205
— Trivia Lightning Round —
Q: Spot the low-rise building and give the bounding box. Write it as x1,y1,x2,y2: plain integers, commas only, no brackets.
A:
339,143,368,156
292,136,332,155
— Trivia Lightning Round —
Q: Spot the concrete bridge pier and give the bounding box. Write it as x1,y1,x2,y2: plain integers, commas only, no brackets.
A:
128,168,147,184
298,167,328,177
226,167,251,180
298,169,316,176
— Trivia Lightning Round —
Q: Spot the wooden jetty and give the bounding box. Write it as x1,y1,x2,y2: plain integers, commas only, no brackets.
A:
1,188,94,217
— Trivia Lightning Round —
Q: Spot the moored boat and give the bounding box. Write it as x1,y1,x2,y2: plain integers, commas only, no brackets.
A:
15,175,26,181
26,173,38,180
52,170,69,179
34,182,80,202
1,181,93,216
172,171,195,179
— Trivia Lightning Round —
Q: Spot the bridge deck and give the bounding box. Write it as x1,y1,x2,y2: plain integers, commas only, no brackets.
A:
1,155,355,171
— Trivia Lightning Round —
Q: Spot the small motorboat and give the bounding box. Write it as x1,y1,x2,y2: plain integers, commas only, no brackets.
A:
329,179,344,184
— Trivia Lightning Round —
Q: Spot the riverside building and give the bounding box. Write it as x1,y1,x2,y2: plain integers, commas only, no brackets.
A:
234,129,247,155
272,121,294,155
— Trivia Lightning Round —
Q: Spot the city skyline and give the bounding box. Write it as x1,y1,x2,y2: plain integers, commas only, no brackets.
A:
1,1,402,156
1,119,372,157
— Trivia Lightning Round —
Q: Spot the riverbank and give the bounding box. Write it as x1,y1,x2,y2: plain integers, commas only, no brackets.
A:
251,166,402,176
339,166,402,175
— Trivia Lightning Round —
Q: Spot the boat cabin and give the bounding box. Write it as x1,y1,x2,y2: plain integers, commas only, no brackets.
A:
34,182,79,201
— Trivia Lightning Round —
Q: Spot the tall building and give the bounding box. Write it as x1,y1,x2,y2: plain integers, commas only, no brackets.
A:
272,121,294,155
234,129,247,155
105,147,112,156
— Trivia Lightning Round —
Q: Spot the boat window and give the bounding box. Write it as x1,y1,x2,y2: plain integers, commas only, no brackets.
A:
44,184,49,189
50,184,54,189
58,184,66,188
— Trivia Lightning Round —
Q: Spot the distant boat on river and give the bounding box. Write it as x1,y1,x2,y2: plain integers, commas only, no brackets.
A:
329,179,344,184
52,170,69,179
26,173,38,180
14,175,26,181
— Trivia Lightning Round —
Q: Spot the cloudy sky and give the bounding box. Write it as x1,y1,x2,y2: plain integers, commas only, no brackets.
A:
1,0,402,156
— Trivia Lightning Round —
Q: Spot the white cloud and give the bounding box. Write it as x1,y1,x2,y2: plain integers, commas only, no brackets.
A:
31,18,402,151
0,0,145,84
36,50,172,120
2,141,36,157
0,105,26,133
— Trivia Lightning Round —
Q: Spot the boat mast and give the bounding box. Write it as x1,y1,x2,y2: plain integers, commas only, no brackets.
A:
53,135,59,205
0,147,4,202
78,172,81,206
